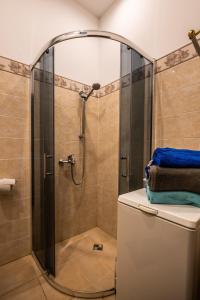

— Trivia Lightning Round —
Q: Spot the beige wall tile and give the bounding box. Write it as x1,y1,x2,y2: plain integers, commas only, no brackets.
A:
0,115,29,139
154,57,200,151
0,197,30,225
156,138,200,151
0,71,29,98
0,237,31,266
97,183,118,238
0,217,30,243
0,70,31,265
0,158,30,180
97,91,119,238
85,100,99,143
156,57,200,91
55,104,80,142
55,180,97,242
0,138,29,159
0,93,28,119
156,112,200,141
55,86,79,109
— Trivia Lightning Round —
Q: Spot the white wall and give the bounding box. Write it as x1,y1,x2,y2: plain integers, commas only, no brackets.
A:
99,38,120,86
1,0,200,84
153,0,200,58
55,38,100,85
55,37,120,86
0,0,99,65
30,0,99,61
0,0,32,63
100,0,200,59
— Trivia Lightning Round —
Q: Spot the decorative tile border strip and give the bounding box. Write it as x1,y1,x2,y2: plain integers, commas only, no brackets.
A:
55,74,120,98
156,40,199,73
55,75,121,98
0,55,119,97
55,74,92,95
95,79,120,98
0,56,30,78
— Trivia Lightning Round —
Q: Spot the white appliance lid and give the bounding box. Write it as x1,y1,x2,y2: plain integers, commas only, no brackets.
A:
118,188,200,229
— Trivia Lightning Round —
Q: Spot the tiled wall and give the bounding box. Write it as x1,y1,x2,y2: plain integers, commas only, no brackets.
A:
97,90,119,238
55,87,98,242
0,69,31,266
154,56,200,150
55,84,119,241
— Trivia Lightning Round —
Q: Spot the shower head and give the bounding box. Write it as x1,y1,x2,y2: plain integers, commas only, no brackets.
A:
92,83,101,90
79,83,101,101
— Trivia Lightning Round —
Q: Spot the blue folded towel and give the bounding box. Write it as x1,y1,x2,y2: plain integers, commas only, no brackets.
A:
152,147,200,168
146,186,200,207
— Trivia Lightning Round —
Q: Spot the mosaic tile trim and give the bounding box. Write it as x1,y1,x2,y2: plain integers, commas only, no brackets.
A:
156,40,199,73
0,55,120,97
55,74,120,98
55,74,92,95
0,56,30,77
96,79,120,98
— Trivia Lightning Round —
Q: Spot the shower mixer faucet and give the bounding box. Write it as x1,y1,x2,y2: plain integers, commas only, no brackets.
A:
59,154,76,166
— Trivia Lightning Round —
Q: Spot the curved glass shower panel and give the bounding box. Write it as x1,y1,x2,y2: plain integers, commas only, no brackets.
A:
31,47,55,275
119,44,153,194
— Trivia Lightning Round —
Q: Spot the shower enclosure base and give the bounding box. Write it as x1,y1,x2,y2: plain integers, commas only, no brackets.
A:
32,227,116,298
53,227,116,298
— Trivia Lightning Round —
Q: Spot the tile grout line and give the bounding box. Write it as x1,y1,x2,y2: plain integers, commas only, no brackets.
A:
0,275,42,298
37,277,48,300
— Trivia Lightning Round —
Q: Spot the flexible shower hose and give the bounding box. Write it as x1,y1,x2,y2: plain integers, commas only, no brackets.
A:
70,100,86,185
70,144,85,186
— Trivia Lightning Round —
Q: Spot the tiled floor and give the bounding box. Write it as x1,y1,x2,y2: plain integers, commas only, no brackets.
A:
55,227,117,293
0,228,116,300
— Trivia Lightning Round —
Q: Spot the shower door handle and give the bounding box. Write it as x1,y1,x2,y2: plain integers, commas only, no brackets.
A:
43,153,53,179
120,155,129,178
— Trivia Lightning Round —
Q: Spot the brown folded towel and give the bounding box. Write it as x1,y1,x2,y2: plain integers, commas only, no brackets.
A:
149,165,200,193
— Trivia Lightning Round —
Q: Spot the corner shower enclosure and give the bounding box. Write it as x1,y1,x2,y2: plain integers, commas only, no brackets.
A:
31,30,154,299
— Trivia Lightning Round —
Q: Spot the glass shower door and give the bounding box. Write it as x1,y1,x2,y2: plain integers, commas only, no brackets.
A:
119,44,153,194
31,48,55,275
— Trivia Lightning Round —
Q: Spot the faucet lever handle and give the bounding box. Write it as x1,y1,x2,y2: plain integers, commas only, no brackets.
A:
59,154,76,166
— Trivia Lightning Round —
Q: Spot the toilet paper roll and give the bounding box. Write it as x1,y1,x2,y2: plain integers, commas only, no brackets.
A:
0,178,15,191
0,178,15,185
0,184,12,191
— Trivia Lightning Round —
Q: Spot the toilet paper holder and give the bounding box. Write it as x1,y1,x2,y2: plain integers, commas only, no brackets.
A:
0,178,16,191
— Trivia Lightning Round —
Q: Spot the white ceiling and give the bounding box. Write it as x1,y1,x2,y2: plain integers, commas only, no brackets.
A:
76,0,116,18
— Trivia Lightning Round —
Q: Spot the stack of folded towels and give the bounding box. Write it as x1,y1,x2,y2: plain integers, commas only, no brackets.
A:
145,147,200,207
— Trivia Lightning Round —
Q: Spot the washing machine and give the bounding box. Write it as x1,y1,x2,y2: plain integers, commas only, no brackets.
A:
116,189,200,300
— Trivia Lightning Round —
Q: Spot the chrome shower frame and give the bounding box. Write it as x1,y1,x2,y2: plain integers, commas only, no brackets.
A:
31,29,155,299
31,30,154,70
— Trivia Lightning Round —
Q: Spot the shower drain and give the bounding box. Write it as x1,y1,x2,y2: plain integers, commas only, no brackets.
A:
93,243,103,251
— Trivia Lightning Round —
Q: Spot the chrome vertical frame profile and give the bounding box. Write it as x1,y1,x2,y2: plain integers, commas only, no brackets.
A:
31,30,154,70
31,29,154,299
